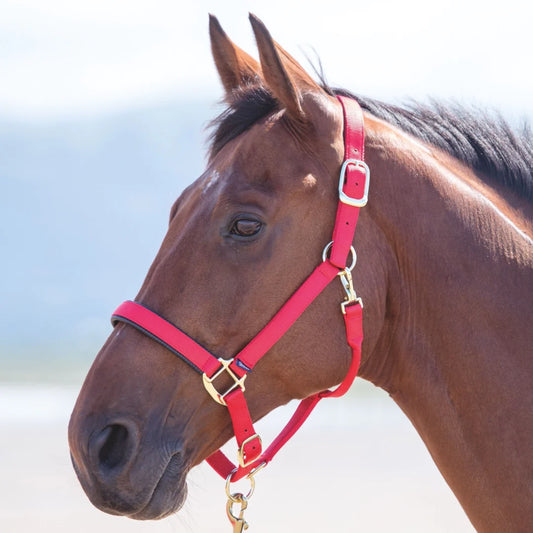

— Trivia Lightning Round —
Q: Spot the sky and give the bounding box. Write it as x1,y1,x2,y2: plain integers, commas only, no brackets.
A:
2,0,533,122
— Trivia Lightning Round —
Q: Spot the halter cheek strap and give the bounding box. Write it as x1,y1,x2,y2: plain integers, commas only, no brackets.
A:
111,95,368,482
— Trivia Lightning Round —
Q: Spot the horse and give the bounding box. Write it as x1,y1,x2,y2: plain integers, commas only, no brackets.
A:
68,14,533,532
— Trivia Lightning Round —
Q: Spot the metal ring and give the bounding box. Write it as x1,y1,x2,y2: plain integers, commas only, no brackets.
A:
247,461,267,479
321,241,357,272
225,468,256,502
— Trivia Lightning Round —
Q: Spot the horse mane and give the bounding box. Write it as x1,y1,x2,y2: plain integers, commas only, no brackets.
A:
209,85,279,158
209,84,533,202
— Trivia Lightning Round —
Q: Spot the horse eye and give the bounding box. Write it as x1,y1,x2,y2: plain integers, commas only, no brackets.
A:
230,218,263,237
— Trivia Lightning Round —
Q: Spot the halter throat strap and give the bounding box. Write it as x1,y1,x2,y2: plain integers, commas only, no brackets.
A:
111,95,368,482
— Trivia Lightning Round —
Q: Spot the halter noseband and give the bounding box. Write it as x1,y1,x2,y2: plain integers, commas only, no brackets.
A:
111,95,369,484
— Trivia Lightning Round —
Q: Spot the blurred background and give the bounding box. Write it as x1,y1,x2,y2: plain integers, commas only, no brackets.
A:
1,0,531,531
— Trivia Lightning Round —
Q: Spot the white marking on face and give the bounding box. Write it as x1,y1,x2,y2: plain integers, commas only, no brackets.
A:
302,174,317,189
202,170,220,194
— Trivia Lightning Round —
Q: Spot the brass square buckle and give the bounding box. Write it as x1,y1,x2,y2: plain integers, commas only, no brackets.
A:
238,434,262,468
338,158,370,207
202,358,246,406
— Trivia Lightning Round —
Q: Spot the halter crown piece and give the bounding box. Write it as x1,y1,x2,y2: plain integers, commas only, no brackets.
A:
111,95,369,531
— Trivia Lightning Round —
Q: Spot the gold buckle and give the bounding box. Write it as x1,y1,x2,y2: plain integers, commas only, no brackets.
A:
237,434,262,468
202,358,246,406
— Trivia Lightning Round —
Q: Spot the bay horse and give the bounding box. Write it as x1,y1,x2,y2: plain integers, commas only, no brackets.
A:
68,14,533,532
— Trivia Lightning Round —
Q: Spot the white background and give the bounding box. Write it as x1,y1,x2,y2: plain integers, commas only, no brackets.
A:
2,0,532,122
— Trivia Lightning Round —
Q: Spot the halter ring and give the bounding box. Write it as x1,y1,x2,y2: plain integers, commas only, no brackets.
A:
225,468,256,502
322,241,357,272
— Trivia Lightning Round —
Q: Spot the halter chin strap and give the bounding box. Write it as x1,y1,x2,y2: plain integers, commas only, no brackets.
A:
111,95,368,482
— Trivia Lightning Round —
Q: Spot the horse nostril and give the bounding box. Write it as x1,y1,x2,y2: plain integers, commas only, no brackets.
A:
98,424,129,469
92,421,139,474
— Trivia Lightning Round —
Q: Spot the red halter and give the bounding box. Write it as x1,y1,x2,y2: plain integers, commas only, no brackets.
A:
111,95,368,482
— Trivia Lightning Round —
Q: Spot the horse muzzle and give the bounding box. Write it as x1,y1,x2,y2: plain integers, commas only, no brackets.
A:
68,414,189,520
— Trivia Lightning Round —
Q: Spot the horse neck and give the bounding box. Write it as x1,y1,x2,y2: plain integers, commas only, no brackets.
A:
358,117,533,531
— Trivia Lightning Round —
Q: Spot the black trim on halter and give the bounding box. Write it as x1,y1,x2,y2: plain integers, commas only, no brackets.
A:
111,315,205,375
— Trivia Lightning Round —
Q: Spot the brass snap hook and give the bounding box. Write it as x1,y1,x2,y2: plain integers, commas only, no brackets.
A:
226,493,249,532
338,267,363,313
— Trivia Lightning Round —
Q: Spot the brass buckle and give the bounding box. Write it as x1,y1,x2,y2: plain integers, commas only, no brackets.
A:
202,358,246,406
338,159,370,207
237,434,262,468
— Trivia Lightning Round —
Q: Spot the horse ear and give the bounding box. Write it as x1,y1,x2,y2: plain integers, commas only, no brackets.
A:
209,14,261,99
249,13,322,121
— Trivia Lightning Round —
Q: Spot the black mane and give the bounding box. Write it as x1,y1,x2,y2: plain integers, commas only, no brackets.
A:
209,84,533,202
209,86,279,157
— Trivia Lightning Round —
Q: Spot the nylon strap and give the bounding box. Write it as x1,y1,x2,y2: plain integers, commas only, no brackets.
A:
206,300,363,481
111,300,220,376
330,95,367,268
232,260,340,374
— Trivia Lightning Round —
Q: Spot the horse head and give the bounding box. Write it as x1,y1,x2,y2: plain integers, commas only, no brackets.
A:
68,15,380,519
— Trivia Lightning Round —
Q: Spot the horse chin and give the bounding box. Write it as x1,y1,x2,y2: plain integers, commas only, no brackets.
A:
73,452,189,521
127,455,189,520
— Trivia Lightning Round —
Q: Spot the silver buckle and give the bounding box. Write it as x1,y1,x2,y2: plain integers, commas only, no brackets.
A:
338,159,370,207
